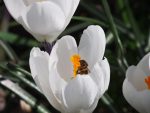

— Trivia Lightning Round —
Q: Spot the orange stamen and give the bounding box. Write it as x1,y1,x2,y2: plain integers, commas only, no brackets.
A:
145,76,150,90
70,54,81,78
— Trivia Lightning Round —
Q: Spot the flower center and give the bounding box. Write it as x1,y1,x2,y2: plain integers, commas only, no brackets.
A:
145,76,150,90
70,54,90,78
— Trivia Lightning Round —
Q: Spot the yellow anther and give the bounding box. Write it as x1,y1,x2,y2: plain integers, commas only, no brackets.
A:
70,54,81,78
145,76,150,90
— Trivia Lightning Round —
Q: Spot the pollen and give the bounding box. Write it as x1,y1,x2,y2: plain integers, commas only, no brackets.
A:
70,54,81,78
145,76,150,90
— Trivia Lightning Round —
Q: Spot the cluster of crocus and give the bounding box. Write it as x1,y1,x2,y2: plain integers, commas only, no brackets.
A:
4,0,110,113
3,0,149,113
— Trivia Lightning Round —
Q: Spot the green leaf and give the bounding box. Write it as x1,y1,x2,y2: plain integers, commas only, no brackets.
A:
0,63,41,94
0,76,51,113
0,32,38,47
0,40,18,61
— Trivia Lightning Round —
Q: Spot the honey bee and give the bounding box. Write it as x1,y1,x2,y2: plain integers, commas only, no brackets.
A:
77,60,90,75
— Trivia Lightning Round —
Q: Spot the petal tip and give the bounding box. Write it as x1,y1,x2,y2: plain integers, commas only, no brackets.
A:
30,47,49,58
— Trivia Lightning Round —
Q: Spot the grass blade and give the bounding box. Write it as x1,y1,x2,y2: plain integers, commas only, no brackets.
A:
101,0,124,56
0,76,51,113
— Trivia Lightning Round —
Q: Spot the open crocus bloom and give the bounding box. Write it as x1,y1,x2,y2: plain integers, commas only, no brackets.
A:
29,25,110,113
123,53,150,113
4,0,80,42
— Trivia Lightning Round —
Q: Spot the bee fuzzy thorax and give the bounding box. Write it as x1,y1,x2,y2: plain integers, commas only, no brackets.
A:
77,60,90,75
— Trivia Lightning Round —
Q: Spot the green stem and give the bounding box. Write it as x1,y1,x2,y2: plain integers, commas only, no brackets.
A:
123,0,144,56
116,0,130,25
73,16,108,27
7,63,32,79
0,77,51,113
102,95,118,113
80,1,134,39
0,40,18,61
101,0,128,68
101,0,124,55
0,63,41,94
61,22,91,36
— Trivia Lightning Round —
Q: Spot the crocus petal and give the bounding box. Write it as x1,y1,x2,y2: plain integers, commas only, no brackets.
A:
137,53,150,76
29,47,62,111
79,92,100,113
23,0,36,6
78,25,106,69
99,58,110,91
48,36,78,110
123,79,150,113
23,0,47,6
49,56,67,112
3,0,26,20
50,0,80,18
64,0,80,27
49,36,78,81
47,0,80,39
126,66,147,91
19,1,66,42
90,63,105,97
62,75,98,113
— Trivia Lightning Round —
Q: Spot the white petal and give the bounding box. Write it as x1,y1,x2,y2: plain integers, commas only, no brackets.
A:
49,55,67,111
126,66,147,91
64,0,80,28
123,79,144,113
50,0,80,26
50,0,79,17
46,0,80,35
90,63,106,97
99,58,110,91
19,1,66,42
140,90,150,113
29,47,49,79
137,53,150,76
126,65,136,78
29,47,62,111
23,0,34,6
48,36,78,111
123,79,150,113
79,93,100,113
57,0,80,27
79,25,106,69
62,75,98,113
3,0,26,20
49,36,78,81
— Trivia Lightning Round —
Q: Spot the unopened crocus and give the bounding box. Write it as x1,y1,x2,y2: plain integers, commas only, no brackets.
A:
29,25,110,113
3,0,80,42
123,53,150,113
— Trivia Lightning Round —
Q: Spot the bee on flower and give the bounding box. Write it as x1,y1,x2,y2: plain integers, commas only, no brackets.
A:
29,25,110,113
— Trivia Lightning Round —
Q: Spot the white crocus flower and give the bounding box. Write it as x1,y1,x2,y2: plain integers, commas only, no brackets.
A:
3,0,80,42
123,53,150,113
29,25,110,113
